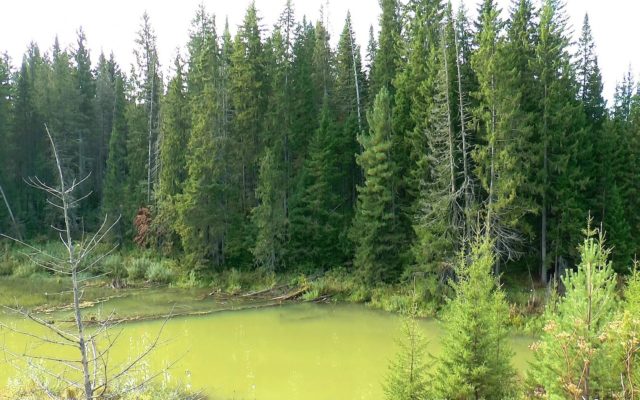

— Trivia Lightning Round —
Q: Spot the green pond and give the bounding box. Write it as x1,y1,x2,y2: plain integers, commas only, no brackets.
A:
0,278,534,399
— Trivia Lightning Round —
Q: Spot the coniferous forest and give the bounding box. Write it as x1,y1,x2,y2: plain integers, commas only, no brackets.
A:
1,0,640,398
4,0,639,286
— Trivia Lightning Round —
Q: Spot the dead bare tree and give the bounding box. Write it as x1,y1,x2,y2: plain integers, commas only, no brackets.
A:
0,181,21,241
0,125,174,400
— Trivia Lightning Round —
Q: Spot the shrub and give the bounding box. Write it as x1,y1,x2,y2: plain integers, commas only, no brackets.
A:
225,268,242,294
0,252,22,276
127,257,152,281
145,260,175,284
103,254,128,287
13,263,39,278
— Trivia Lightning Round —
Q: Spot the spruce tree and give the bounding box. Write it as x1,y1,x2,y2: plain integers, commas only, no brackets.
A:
412,20,462,300
534,0,587,283
0,54,14,230
605,71,640,267
290,98,344,269
352,88,403,283
383,303,430,400
289,18,317,168
94,53,117,203
431,237,516,399
71,28,96,207
473,0,537,270
251,149,287,271
158,56,190,202
130,12,162,206
369,0,401,98
528,223,618,399
155,56,190,251
13,46,49,233
103,73,129,243
311,17,334,110
175,16,227,269
230,2,265,215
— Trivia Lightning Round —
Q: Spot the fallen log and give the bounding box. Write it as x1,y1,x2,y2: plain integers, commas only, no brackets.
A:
271,286,309,302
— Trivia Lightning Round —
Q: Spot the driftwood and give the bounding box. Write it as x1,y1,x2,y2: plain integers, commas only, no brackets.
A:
271,286,309,302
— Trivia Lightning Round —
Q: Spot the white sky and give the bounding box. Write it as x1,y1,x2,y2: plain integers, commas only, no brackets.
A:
0,0,636,101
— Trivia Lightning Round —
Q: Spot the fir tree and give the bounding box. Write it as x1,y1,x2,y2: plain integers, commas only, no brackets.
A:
431,237,516,399
352,88,403,283
535,0,587,283
290,98,344,269
383,302,430,400
103,74,128,243
130,12,162,206
94,53,117,203
155,56,190,251
227,3,266,265
251,148,287,270
175,16,227,269
158,56,190,202
71,28,96,195
0,54,14,230
412,22,461,300
369,0,401,98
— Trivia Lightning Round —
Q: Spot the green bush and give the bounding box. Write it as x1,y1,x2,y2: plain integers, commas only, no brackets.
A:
13,263,40,278
225,268,242,294
127,257,152,281
145,260,175,284
103,254,128,281
0,252,22,276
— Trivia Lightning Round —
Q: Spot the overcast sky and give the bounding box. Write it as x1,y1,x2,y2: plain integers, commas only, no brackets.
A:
0,0,636,101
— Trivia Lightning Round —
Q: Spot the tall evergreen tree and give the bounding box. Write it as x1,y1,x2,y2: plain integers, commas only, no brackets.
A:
130,12,162,206
534,0,587,283
334,12,366,213
369,0,401,98
103,72,128,243
0,53,14,232
155,56,190,251
231,2,265,210
13,45,49,233
176,14,227,269
412,22,461,300
71,28,96,208
158,56,190,203
352,88,403,283
251,148,287,270
290,98,345,269
473,0,537,270
94,52,117,206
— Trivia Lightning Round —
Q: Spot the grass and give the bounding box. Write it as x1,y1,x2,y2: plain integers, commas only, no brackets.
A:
0,240,551,329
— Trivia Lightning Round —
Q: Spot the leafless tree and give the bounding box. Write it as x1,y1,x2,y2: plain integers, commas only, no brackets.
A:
0,125,174,400
0,182,21,241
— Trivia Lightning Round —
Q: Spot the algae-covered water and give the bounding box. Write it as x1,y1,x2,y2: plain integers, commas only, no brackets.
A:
0,278,534,399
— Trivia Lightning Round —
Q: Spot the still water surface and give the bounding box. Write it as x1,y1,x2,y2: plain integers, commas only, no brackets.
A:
0,281,533,399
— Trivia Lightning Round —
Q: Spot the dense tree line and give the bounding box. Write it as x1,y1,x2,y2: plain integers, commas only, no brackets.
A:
1,0,640,291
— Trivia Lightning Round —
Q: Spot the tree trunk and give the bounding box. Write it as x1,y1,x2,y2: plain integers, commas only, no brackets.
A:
0,182,21,240
454,24,472,240
541,143,548,285
442,30,457,198
349,18,363,132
